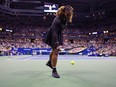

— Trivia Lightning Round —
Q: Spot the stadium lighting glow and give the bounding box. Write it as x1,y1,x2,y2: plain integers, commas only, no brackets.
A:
92,32,97,34
103,30,109,33
0,28,2,31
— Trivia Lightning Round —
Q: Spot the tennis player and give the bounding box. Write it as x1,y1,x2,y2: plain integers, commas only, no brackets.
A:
43,5,74,78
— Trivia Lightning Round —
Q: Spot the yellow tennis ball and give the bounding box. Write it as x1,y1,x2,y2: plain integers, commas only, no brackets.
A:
70,60,75,65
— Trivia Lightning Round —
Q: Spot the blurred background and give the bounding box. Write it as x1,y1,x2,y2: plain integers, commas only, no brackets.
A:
0,0,116,56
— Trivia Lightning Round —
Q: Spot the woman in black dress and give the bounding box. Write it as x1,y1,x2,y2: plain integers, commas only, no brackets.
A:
43,5,74,78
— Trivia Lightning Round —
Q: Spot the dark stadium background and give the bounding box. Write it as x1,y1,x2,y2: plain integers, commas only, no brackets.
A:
0,0,116,56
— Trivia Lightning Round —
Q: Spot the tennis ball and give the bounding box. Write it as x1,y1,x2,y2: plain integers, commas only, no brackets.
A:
70,60,75,65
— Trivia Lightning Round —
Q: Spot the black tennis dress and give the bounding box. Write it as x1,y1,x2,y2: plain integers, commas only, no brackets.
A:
43,16,67,48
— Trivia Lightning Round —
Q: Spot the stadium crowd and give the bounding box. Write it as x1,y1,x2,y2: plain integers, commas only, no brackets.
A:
0,19,116,56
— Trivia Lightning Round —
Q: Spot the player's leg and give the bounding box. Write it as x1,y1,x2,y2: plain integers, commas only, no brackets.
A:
50,51,53,60
46,50,53,69
51,48,58,67
51,48,60,78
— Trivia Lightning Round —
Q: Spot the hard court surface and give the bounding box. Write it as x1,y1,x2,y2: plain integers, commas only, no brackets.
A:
0,55,116,87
